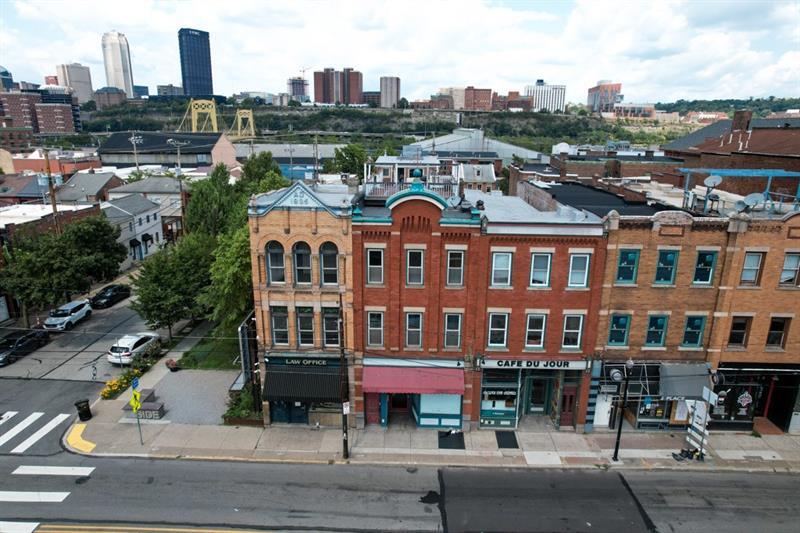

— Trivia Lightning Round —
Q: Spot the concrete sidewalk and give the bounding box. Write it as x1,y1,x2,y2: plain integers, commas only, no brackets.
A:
65,408,800,472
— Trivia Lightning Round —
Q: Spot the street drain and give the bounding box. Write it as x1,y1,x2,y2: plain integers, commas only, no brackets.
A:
75,477,90,484
419,490,440,504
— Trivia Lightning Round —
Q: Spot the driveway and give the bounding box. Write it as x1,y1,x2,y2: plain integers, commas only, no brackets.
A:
0,299,154,382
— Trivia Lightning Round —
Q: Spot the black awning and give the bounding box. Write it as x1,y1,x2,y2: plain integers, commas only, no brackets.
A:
660,363,711,400
129,238,141,247
142,233,153,242
263,365,343,403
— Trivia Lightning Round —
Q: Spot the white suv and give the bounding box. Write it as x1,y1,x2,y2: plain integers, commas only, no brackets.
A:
43,300,92,331
106,332,161,365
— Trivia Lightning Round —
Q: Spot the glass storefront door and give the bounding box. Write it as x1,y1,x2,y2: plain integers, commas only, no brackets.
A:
528,377,551,414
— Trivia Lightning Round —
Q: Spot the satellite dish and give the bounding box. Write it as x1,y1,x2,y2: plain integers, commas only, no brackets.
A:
447,195,461,207
743,193,762,207
734,200,748,213
704,175,723,188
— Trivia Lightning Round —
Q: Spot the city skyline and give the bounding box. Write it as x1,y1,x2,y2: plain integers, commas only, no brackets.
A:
1,0,798,103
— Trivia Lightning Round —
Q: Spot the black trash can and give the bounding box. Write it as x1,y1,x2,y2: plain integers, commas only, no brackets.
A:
75,399,92,422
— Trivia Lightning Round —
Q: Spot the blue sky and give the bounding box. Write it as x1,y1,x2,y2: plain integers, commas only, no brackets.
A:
1,0,798,103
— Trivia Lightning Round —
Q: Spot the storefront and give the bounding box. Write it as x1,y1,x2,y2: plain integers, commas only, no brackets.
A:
709,364,800,433
596,362,710,430
478,358,588,429
362,358,465,429
262,355,344,426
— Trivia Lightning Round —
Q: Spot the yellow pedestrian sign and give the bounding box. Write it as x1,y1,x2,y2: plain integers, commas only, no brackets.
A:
130,390,142,413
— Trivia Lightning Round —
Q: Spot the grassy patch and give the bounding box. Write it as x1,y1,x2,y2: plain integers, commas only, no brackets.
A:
179,324,240,370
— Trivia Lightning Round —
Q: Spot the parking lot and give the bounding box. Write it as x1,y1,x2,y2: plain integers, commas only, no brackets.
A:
0,297,155,382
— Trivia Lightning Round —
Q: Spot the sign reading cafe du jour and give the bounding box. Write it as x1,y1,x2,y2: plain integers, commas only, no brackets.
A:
482,359,589,370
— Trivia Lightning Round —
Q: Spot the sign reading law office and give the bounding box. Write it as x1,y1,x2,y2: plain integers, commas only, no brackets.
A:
481,358,589,370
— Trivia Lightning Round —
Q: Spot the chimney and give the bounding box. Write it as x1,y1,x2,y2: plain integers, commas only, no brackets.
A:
731,110,753,132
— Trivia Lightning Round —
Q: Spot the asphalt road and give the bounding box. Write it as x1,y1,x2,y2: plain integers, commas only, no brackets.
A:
1,455,798,532
0,379,103,456
0,299,150,382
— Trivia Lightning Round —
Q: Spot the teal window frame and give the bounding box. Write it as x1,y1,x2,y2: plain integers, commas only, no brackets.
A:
645,315,668,347
692,251,717,285
616,249,640,284
654,250,679,285
607,314,631,346
681,316,706,347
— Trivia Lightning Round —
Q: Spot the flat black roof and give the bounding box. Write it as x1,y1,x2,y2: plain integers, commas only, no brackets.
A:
424,150,499,159
535,181,677,217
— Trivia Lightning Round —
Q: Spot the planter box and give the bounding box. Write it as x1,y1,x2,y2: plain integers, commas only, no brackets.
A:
223,415,263,427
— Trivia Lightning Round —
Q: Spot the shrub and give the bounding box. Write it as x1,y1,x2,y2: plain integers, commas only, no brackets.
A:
100,368,143,399
224,386,257,419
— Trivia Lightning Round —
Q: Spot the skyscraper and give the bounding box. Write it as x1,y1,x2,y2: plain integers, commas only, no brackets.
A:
587,80,622,113
312,68,362,104
287,77,308,102
56,63,94,103
379,76,400,108
102,31,134,98
523,80,566,113
178,28,213,96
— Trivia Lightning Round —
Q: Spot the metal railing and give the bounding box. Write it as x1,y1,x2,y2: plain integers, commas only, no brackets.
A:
363,180,458,198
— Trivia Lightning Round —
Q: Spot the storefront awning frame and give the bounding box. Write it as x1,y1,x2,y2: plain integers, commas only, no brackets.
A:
362,366,465,395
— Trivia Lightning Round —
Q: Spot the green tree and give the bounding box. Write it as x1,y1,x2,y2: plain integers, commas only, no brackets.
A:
332,143,367,178
61,216,127,283
185,164,235,236
287,99,301,107
199,225,253,329
242,151,282,182
397,97,409,109
171,232,216,321
80,100,97,112
130,249,184,340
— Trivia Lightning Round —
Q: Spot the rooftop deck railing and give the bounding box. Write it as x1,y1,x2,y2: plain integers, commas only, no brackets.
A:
363,179,458,199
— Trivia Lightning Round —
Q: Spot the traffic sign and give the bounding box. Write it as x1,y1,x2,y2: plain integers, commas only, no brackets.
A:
129,390,142,413
132,377,140,390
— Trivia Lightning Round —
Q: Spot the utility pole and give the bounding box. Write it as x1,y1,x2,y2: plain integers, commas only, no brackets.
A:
338,293,349,460
167,138,190,236
129,132,143,172
313,134,319,181
44,150,61,235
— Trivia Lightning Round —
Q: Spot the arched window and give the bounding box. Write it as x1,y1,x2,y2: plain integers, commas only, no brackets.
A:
320,242,339,285
293,242,312,284
266,241,285,283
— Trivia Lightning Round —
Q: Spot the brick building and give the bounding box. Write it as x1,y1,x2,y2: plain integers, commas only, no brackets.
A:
350,181,605,431
0,92,41,130
248,181,356,426
33,103,74,134
464,86,492,111
0,117,34,153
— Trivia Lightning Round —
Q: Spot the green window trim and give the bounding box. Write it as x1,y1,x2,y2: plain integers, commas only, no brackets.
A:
616,249,640,284
681,316,706,347
654,250,679,285
607,314,631,346
645,315,668,347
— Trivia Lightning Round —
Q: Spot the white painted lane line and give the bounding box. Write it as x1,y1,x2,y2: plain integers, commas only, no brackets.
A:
9,414,71,454
0,411,18,426
12,465,95,477
0,412,43,448
0,491,70,502
0,521,40,533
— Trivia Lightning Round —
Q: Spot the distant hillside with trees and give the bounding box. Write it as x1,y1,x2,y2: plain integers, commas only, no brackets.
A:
655,97,800,117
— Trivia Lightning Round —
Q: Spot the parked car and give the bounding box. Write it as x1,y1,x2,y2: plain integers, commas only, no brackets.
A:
43,300,92,331
0,330,49,366
90,284,131,309
106,332,161,366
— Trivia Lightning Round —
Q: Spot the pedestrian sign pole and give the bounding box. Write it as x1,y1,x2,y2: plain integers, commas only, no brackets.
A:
130,382,143,445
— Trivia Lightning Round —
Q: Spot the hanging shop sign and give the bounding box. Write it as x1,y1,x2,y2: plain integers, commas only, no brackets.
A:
481,359,589,370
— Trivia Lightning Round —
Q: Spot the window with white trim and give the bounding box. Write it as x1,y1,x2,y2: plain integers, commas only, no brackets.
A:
367,312,383,346
779,253,800,286
488,313,508,347
491,252,512,286
693,251,717,284
447,251,464,286
266,241,285,283
740,252,764,286
270,306,289,345
443,313,462,348
529,253,551,287
292,242,312,284
562,315,583,348
568,254,590,287
296,307,314,346
405,312,423,347
322,308,340,347
525,314,546,348
406,249,424,285
320,242,339,285
366,249,384,284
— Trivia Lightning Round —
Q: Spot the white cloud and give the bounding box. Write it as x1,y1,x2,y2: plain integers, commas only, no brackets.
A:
1,0,797,102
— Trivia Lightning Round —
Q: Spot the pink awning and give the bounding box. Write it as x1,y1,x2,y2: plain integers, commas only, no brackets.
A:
362,366,465,395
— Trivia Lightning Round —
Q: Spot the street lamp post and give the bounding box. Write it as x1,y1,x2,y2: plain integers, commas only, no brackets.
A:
611,358,635,462
166,138,190,236
128,133,143,172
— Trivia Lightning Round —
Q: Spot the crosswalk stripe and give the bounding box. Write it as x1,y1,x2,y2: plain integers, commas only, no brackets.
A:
0,521,39,533
10,414,71,454
0,491,70,502
12,465,95,476
1,411,19,426
0,412,43,448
